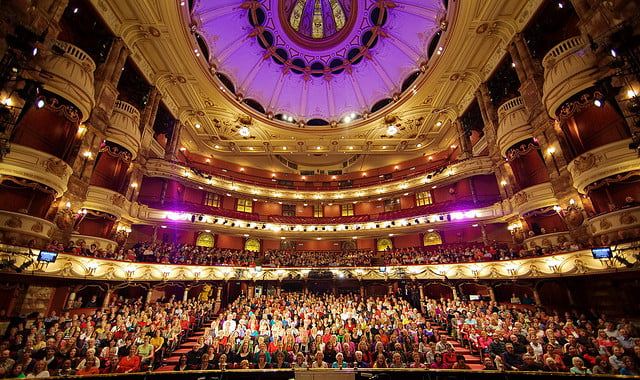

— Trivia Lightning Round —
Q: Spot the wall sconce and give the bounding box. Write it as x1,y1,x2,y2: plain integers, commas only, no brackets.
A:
85,263,97,276
547,258,560,273
125,267,135,280
162,270,170,281
506,264,518,277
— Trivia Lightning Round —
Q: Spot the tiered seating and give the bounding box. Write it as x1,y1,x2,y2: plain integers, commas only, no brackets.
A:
267,215,370,224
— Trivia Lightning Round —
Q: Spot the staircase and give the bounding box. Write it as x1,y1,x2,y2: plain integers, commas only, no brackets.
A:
430,319,484,370
155,319,211,372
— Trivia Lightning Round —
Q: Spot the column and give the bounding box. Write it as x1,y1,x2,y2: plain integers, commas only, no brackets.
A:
360,282,365,297
102,286,112,309
248,283,255,299
183,286,191,302
146,287,154,305
66,291,76,310
387,283,393,295
480,224,489,246
566,286,575,306
532,288,541,306
453,118,473,159
164,119,183,161
488,286,496,303
451,286,459,301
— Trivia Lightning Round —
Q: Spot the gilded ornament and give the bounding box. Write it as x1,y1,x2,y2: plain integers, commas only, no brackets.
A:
5,216,23,228
573,153,601,175
31,222,44,233
110,194,126,208
512,191,528,206
557,235,568,244
541,238,551,247
619,212,637,225
43,158,67,178
599,218,612,230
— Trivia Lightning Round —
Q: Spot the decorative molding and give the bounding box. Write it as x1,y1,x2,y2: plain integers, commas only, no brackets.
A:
84,186,128,220
567,139,640,193
38,40,96,122
523,231,572,250
0,144,73,196
497,97,533,157
588,206,640,242
69,234,118,253
511,182,557,215
105,100,141,159
0,211,56,243
1,246,636,282
541,36,600,118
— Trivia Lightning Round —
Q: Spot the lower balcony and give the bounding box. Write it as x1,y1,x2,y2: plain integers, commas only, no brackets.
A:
511,182,557,215
587,205,640,245
522,231,573,251
0,211,56,246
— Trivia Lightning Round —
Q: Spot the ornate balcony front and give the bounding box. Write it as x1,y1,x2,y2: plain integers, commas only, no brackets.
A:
497,97,533,157
567,139,640,194
588,205,640,244
542,36,600,118
1,246,636,282
84,185,128,219
0,211,56,245
0,144,73,196
38,40,96,122
106,100,141,159
511,182,557,215
69,233,118,254
523,231,573,250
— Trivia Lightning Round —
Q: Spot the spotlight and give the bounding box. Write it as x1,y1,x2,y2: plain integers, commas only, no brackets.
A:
593,99,603,107
191,215,196,223
198,215,203,221
414,219,419,223
214,218,218,223
35,99,45,109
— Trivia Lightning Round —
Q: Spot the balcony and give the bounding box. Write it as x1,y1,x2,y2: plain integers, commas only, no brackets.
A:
567,138,640,193
511,182,557,215
83,186,129,219
144,156,494,202
496,97,533,157
588,205,640,243
38,40,96,122
1,245,635,282
0,143,73,196
541,36,600,118
523,231,573,251
105,100,141,158
0,211,56,245
69,233,118,254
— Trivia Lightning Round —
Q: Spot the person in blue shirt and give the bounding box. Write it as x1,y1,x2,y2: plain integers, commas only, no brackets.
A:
332,353,349,368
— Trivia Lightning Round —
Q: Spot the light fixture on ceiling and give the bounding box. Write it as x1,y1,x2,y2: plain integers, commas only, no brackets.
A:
386,125,398,135
249,147,254,150
382,145,387,149
417,143,422,148
194,123,201,128
435,121,442,127
282,146,287,150
316,146,321,150
238,126,250,136
214,145,220,149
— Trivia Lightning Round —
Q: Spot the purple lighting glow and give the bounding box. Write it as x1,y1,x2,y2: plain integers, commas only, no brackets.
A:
191,0,446,121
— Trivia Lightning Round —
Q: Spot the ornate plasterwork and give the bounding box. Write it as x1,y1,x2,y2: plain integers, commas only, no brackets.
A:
567,139,640,193
511,182,557,216
588,206,640,241
0,144,73,196
37,40,96,122
0,211,56,244
1,246,636,282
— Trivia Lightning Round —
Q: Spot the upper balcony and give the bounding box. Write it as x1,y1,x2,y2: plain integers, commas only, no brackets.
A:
496,97,533,157
510,182,557,216
567,138,640,194
542,36,600,118
145,156,494,202
38,40,96,122
106,100,141,159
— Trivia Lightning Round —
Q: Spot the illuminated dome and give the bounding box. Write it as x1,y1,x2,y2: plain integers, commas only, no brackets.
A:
285,0,353,41
192,0,446,122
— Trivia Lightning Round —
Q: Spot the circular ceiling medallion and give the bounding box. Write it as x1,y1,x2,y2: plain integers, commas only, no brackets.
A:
279,0,358,50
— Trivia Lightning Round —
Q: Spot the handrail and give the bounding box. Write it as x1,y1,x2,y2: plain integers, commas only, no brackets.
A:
541,36,584,68
52,40,97,71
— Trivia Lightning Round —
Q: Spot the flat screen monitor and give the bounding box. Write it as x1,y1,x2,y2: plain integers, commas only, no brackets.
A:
591,247,612,259
37,250,58,263
469,295,481,301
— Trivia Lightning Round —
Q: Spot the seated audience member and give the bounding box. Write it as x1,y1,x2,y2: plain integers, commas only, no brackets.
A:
331,352,349,369
117,345,141,373
620,355,639,376
520,353,543,371
569,357,591,375
451,355,471,370
409,352,426,368
430,353,448,369
502,343,524,371
292,352,307,369
592,355,615,375
26,360,49,378
173,355,189,371
272,352,289,369
76,357,99,376
482,356,497,370
51,359,75,376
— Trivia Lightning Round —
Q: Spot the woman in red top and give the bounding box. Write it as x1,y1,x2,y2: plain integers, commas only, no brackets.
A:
117,345,141,373
76,358,100,376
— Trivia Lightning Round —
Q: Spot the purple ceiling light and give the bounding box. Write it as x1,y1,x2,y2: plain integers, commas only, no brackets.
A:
192,0,446,122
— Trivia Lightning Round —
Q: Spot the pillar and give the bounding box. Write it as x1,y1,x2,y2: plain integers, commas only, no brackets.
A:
102,287,112,309
164,119,183,161
66,291,76,310
453,118,473,159
360,282,365,297
146,287,153,305
451,286,459,301
248,283,255,299
488,286,496,303
480,224,489,246
532,288,541,306
566,286,575,306
183,286,191,302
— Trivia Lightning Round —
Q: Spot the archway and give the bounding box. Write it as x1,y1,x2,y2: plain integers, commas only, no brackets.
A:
423,231,442,246
245,238,260,252
196,232,215,247
377,238,393,252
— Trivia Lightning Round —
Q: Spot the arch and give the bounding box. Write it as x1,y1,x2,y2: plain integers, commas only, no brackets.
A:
377,238,393,252
423,231,442,246
196,232,215,247
245,238,261,252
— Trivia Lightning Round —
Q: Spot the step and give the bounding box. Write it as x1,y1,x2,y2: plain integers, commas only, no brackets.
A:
173,348,192,355
182,341,199,347
163,356,181,364
155,366,176,372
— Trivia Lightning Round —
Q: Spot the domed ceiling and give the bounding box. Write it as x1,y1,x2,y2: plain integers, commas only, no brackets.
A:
192,0,445,122
93,0,540,172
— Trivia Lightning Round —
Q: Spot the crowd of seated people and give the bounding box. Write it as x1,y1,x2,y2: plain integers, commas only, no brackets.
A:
0,297,214,377
383,241,584,266
45,239,591,269
262,250,374,267
168,292,639,375
422,297,639,375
